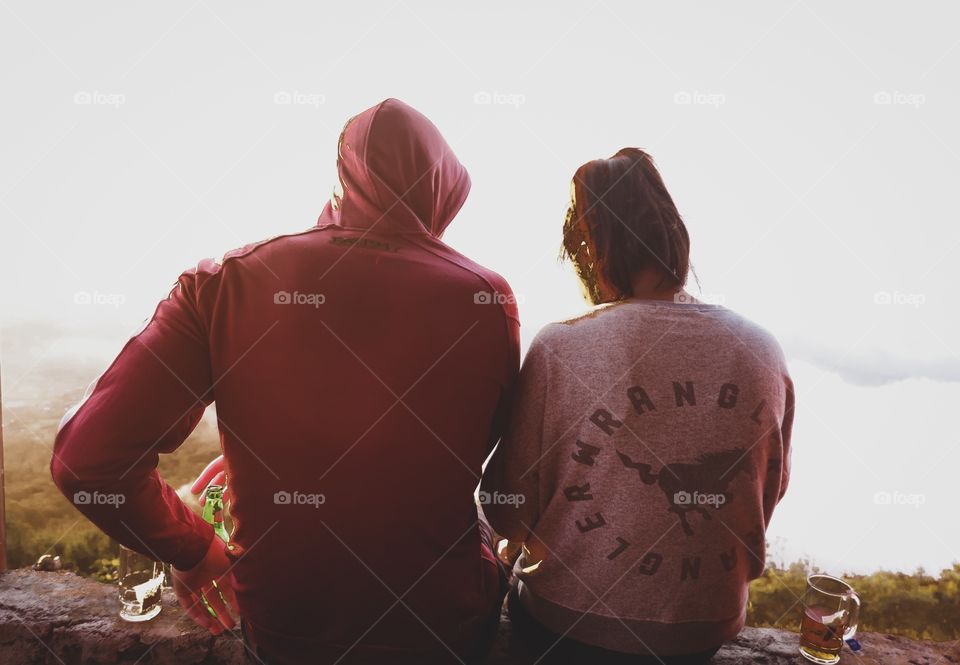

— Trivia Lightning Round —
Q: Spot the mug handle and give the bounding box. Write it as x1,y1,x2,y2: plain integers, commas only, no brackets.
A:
843,591,861,640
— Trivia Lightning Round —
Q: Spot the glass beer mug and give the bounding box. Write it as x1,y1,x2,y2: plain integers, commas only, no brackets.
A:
118,545,164,622
798,574,861,664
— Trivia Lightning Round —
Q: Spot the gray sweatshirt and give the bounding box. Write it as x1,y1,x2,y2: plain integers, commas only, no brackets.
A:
481,298,794,656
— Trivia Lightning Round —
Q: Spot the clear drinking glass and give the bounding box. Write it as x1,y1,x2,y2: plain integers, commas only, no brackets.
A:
118,545,164,622
798,573,861,664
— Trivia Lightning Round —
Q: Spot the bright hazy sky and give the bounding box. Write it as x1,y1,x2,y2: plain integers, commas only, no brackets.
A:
2,1,959,575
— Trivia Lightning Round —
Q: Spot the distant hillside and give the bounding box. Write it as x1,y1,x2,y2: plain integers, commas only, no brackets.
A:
1,320,222,571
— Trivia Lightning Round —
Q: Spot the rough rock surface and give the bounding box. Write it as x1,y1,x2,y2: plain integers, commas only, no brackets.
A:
1,569,957,664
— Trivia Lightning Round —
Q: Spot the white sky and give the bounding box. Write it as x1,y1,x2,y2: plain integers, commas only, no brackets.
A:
1,1,959,575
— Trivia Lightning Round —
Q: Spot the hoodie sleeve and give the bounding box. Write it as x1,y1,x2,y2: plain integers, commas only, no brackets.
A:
50,266,216,571
480,327,550,542
487,282,522,454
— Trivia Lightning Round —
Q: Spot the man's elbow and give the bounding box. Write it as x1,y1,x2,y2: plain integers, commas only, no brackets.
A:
51,446,83,500
50,429,97,501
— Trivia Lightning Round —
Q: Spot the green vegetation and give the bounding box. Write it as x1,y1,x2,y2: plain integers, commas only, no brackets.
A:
2,371,223,573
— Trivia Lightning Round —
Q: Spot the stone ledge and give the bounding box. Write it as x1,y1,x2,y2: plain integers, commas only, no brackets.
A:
1,569,957,664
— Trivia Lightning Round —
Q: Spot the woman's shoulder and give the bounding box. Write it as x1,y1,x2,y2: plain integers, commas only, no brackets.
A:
523,302,634,360
551,301,633,329
534,300,786,367
702,307,789,377
712,307,784,352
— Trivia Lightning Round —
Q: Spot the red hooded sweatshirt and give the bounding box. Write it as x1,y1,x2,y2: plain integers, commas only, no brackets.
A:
51,98,520,663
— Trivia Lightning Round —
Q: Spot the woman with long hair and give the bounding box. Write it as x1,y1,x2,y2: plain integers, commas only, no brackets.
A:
481,148,795,664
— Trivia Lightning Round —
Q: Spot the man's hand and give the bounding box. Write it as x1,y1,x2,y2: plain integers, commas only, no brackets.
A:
496,538,522,566
171,534,239,635
191,455,231,508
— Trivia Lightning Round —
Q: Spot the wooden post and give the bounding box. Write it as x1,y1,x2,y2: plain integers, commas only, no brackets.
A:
0,361,6,571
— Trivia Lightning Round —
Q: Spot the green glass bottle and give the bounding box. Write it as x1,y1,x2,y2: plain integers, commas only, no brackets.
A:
199,484,231,621
202,484,230,543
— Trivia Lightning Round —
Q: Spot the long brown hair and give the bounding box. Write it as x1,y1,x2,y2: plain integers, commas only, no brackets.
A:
561,148,691,304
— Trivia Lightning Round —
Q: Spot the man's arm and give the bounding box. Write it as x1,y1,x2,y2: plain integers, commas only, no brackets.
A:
486,303,521,455
480,330,549,542
51,266,216,571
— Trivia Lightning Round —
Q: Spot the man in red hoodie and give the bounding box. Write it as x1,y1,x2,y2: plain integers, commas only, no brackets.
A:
51,98,520,664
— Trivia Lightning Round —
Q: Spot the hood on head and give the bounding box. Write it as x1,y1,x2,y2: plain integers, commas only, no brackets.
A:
320,98,470,238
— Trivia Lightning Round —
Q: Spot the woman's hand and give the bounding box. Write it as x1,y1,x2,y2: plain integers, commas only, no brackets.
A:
171,535,239,635
191,454,231,508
